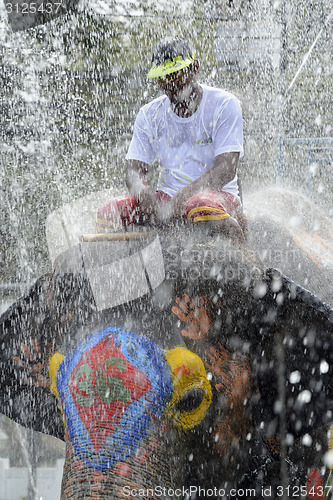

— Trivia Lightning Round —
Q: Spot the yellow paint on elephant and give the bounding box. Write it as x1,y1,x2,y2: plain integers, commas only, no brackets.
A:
324,425,333,491
329,424,333,470
49,353,65,402
165,346,212,431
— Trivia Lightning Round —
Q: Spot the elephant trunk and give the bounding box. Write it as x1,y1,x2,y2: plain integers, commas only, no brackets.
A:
61,422,184,499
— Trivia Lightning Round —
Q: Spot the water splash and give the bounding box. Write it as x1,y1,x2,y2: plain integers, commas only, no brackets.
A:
287,9,333,92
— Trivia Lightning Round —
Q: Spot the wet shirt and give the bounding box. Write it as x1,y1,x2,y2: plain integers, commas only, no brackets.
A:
125,85,244,199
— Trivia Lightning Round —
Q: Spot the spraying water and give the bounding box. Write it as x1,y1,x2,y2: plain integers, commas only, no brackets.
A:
287,9,333,93
0,0,332,498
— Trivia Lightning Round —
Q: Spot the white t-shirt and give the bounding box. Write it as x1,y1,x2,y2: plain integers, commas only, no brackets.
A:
126,84,243,200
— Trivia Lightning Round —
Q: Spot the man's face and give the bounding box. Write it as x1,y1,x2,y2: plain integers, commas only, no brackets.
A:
157,66,193,103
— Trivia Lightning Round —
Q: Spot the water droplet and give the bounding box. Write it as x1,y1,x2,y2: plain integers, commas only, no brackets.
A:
289,370,301,384
320,360,329,374
297,390,311,403
302,434,312,446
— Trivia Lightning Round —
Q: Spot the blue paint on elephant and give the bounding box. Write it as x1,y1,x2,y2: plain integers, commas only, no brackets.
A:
57,327,173,470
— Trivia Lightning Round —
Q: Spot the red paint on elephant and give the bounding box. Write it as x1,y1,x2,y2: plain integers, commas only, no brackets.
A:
135,448,149,465
68,336,151,452
306,467,324,500
113,463,132,477
174,364,192,376
12,338,53,388
90,471,107,483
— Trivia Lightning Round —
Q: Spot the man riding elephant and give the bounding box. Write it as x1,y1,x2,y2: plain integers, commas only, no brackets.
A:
96,37,247,242
2,32,333,500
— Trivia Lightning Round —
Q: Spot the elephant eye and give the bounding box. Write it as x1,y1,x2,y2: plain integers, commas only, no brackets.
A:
176,388,205,412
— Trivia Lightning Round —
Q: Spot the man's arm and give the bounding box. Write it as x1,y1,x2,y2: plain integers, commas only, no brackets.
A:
166,152,239,220
126,152,239,221
126,159,159,216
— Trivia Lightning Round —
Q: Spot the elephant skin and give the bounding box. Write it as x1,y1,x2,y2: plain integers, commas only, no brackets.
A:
246,187,333,307
1,192,333,498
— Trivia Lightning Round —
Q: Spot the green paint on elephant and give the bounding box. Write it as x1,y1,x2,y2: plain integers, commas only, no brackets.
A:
74,357,131,408
96,358,131,404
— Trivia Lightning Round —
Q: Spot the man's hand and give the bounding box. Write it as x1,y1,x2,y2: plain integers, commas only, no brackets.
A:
126,159,183,223
126,152,240,224
126,160,158,218
157,152,240,221
137,186,159,217
154,197,179,223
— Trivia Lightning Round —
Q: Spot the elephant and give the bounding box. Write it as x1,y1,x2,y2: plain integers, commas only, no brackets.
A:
1,188,333,499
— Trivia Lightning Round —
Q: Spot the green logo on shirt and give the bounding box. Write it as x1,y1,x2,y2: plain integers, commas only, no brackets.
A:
196,137,213,146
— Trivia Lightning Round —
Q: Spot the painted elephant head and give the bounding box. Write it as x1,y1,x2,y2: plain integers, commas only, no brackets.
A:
48,324,215,497
1,220,333,498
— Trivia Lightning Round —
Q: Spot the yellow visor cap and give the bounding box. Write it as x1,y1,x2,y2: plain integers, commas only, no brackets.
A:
147,51,196,79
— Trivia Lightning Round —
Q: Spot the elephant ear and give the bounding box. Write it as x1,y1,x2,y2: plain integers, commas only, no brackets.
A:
164,346,213,431
167,235,333,449
251,268,333,442
0,273,95,440
169,256,333,487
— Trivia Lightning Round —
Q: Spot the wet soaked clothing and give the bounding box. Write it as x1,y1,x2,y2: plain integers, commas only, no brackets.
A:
97,85,245,232
95,190,247,234
125,84,244,201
